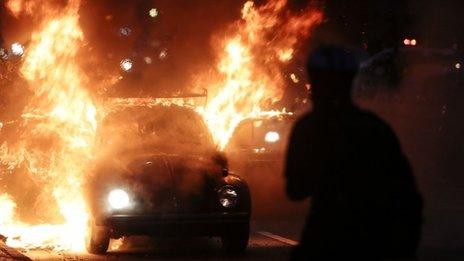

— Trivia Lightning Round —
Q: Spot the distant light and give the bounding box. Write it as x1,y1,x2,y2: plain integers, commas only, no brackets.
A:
253,147,266,154
403,39,411,46
120,58,133,72
159,49,168,60
149,8,158,18
119,27,131,37
144,56,152,64
456,63,461,70
290,73,299,83
11,43,24,56
410,39,417,46
265,131,280,143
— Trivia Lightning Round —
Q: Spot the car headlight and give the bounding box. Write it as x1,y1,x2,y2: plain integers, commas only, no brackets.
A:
108,189,130,210
218,186,239,208
265,131,280,143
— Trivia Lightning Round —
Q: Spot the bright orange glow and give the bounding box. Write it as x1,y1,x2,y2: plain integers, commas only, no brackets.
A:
5,0,22,17
0,0,322,252
199,0,322,149
0,0,95,252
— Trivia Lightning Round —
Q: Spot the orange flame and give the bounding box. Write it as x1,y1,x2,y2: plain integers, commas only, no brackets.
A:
5,0,24,17
0,0,95,251
200,0,322,149
0,0,322,252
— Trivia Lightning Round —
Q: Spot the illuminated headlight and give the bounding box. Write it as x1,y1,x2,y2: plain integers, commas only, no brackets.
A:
218,186,239,208
265,131,280,143
120,58,133,72
108,189,130,210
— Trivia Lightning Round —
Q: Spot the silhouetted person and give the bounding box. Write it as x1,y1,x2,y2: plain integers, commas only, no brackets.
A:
285,45,423,260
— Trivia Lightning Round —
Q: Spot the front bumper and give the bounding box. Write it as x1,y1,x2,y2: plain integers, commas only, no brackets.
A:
97,212,250,237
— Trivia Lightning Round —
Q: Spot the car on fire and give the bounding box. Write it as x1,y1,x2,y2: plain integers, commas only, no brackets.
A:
225,113,295,163
84,100,251,254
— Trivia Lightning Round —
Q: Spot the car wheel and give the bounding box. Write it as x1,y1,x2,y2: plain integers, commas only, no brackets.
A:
221,222,250,253
86,222,110,254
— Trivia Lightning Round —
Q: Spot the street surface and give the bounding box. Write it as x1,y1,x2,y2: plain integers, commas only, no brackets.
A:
24,221,302,260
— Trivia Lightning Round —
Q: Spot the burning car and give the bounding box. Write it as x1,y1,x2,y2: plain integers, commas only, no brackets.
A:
225,113,295,163
84,101,251,254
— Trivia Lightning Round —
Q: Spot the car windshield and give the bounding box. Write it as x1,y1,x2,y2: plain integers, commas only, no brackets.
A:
98,105,214,153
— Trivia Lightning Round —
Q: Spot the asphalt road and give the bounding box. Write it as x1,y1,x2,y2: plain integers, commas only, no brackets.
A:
9,137,464,261
24,223,301,260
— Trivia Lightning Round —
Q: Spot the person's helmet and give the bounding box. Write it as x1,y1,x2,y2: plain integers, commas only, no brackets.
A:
307,45,359,73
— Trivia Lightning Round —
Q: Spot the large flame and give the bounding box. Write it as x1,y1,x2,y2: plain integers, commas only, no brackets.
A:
200,0,322,149
0,0,322,253
0,0,95,251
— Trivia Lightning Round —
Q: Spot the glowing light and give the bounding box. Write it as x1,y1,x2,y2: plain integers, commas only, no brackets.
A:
278,49,293,62
11,42,24,56
218,187,238,208
0,48,7,59
149,8,158,18
119,27,131,37
108,189,130,210
290,73,299,83
410,39,417,46
120,58,133,71
5,0,22,17
455,62,461,69
144,56,152,64
403,39,411,46
253,147,266,153
265,131,280,143
159,49,168,60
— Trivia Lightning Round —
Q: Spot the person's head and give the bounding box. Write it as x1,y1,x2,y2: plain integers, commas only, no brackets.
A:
307,45,359,109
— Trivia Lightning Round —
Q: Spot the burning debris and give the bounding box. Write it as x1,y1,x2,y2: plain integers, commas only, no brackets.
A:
0,0,322,252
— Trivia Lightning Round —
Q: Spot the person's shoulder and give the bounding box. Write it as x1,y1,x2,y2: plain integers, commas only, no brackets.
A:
294,111,317,128
355,108,389,126
288,112,315,137
354,107,396,137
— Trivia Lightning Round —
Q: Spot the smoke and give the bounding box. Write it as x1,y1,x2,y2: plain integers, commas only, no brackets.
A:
77,0,246,96
84,103,226,215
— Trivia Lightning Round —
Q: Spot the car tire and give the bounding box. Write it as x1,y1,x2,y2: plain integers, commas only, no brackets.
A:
86,222,110,254
221,222,250,253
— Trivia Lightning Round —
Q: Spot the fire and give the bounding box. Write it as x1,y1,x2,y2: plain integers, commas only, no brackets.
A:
200,0,322,149
0,0,95,251
0,0,322,253
5,0,22,17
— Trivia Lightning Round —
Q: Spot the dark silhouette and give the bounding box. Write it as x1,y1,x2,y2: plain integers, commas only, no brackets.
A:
285,45,423,260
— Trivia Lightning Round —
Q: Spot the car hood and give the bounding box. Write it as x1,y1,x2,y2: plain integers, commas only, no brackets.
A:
87,152,224,214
